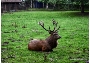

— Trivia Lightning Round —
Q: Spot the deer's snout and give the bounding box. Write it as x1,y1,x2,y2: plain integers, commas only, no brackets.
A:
60,36,61,38
58,36,61,39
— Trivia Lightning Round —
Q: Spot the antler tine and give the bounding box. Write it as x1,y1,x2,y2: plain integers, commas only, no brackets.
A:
52,19,56,25
52,19,58,31
39,21,49,31
53,27,56,31
49,26,50,30
55,26,60,32
52,19,58,26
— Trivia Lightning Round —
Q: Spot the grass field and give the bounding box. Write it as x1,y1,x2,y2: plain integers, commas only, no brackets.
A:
1,11,89,63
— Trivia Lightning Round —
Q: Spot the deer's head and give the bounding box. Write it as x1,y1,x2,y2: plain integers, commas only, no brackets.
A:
39,19,61,40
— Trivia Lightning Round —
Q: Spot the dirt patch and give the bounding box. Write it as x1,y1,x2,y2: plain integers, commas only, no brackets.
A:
2,42,9,46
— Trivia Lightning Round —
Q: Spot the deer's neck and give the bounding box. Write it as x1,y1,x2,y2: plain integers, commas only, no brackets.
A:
45,36,57,48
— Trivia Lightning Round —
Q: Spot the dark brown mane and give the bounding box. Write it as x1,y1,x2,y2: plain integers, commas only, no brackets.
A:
45,34,58,49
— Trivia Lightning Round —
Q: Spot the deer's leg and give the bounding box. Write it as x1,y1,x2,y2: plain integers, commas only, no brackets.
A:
42,46,53,52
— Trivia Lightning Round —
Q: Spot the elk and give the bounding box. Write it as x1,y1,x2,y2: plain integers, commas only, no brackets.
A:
28,20,61,52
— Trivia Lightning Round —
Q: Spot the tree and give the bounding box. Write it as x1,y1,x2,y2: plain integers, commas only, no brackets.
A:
25,0,36,8
49,0,57,9
38,0,49,9
25,0,89,12
25,0,31,8
48,0,88,12
30,0,33,8
80,0,88,13
71,0,89,13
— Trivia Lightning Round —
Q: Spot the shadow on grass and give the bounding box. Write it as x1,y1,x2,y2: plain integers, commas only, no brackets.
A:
69,12,89,17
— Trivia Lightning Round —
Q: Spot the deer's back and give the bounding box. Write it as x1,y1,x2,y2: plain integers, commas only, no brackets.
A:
28,39,51,51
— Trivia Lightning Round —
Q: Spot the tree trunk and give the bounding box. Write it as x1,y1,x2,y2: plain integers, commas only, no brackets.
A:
53,4,56,10
43,2,44,8
33,1,35,8
81,0,84,13
46,3,48,9
15,3,17,11
5,4,6,11
31,0,32,8
35,1,37,8
1,7,3,13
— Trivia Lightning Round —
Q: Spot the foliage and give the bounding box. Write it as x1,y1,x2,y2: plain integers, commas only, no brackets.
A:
25,0,31,3
1,11,89,63
38,0,49,3
38,0,89,4
24,0,89,12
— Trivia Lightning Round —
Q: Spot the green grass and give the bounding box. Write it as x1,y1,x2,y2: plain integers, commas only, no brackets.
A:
1,11,89,63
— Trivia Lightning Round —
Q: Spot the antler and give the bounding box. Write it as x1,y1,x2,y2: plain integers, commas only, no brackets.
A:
39,20,60,34
52,19,58,27
55,26,60,32
39,21,51,32
52,19,60,32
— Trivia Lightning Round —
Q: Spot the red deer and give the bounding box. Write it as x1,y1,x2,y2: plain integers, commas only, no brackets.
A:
28,20,61,52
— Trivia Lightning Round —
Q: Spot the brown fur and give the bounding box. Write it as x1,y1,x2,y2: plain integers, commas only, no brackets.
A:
28,32,61,52
28,20,61,52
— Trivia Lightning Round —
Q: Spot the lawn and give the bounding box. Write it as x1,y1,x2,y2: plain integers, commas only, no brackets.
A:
1,11,89,63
